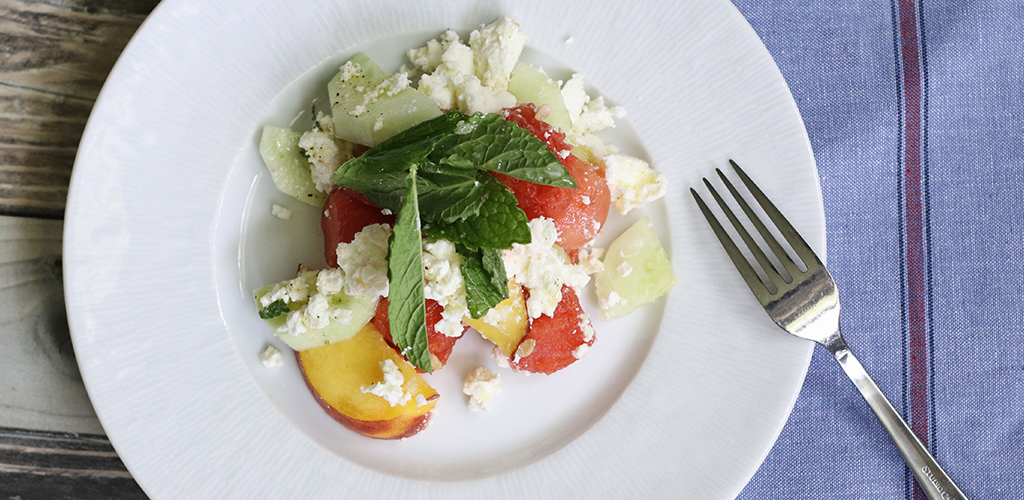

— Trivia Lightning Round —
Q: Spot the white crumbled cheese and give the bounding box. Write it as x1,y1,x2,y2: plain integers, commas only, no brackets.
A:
492,346,511,368
503,218,590,319
338,61,361,81
599,290,624,310
561,73,588,125
373,115,384,132
304,293,333,330
260,272,311,308
415,393,429,407
579,312,595,343
571,133,619,161
271,204,292,220
260,225,392,339
260,344,284,367
602,154,668,214
422,239,469,337
577,247,606,275
572,96,625,137
469,16,527,91
407,29,461,73
617,261,634,277
572,312,595,360
264,267,371,338
299,112,354,193
361,359,412,407
346,71,412,118
315,267,345,295
561,73,626,140
336,223,392,298
410,17,525,114
463,367,502,412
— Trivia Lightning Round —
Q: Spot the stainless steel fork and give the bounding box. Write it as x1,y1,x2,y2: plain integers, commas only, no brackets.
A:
691,160,968,500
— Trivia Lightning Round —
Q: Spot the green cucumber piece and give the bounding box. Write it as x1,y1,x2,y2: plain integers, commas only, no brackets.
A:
258,126,325,207
254,274,376,351
507,63,572,132
329,53,442,146
595,216,677,320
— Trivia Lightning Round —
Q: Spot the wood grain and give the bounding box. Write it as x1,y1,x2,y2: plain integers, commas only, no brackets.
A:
0,0,158,218
0,426,146,499
0,215,106,436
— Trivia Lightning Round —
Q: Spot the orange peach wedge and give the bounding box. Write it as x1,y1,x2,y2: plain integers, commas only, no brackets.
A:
297,323,438,439
463,281,529,357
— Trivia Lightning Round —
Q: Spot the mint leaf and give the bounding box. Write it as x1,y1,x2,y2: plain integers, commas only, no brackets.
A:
330,161,407,201
258,299,290,320
330,110,469,198
416,163,488,222
480,246,509,295
460,246,509,318
432,176,531,250
431,113,577,188
387,167,431,372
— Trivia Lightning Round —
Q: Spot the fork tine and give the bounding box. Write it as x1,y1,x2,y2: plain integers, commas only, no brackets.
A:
716,168,802,279
729,160,823,270
690,187,773,301
702,177,787,288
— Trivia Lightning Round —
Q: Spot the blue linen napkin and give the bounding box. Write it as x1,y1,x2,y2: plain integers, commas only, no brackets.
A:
729,1,1023,499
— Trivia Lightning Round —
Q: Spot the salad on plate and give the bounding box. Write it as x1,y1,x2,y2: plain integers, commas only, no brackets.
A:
253,16,676,439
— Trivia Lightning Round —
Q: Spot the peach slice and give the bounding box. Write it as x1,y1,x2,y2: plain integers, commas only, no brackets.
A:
297,323,438,439
463,281,529,357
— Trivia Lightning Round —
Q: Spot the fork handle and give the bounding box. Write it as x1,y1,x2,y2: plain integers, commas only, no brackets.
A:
829,341,970,500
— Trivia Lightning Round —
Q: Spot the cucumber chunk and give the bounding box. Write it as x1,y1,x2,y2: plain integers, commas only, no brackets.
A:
595,216,677,320
507,63,572,132
255,271,377,351
259,126,325,207
329,53,442,146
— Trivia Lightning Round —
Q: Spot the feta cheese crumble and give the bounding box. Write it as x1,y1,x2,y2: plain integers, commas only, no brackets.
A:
409,16,525,114
502,218,590,319
599,289,624,310
337,67,412,118
336,223,392,298
260,344,284,367
361,359,412,407
463,367,502,412
271,204,292,220
422,239,470,337
267,267,363,337
299,112,354,193
577,247,606,275
603,154,668,214
259,272,311,308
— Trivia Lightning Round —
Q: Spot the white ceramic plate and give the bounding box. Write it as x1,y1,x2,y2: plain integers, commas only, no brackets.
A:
64,0,822,498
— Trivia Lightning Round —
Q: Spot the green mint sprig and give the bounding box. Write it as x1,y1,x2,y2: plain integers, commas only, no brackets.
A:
386,166,430,371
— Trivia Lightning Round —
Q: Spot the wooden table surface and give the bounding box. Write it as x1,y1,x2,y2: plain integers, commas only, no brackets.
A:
1,0,156,497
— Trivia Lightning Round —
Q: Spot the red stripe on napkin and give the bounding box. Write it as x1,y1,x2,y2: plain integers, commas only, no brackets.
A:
896,1,930,499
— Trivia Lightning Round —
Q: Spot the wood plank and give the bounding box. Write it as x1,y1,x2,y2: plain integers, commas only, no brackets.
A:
0,0,158,218
0,427,146,499
0,215,105,435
